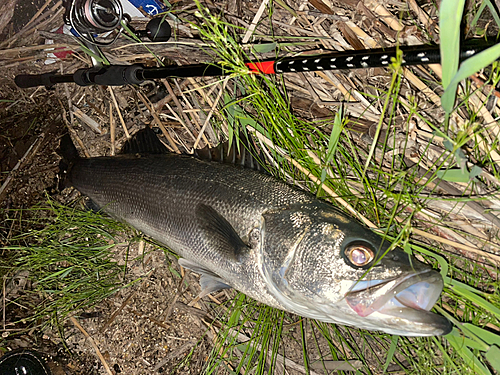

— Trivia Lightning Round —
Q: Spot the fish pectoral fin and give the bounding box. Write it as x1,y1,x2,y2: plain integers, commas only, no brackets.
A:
179,258,217,275
195,204,249,262
84,197,102,213
199,274,232,297
178,258,232,297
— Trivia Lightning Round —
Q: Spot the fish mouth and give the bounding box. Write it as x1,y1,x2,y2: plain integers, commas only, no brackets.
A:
345,270,451,334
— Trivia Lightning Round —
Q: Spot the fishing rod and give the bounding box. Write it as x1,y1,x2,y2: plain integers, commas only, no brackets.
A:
14,40,497,89
13,0,497,89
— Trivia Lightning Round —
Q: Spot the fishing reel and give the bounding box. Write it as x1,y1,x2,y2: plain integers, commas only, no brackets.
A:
62,0,171,46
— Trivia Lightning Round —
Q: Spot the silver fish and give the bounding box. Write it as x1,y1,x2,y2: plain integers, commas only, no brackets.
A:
62,129,451,336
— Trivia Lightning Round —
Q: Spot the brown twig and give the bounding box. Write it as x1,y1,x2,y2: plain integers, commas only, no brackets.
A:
152,339,197,371
193,77,229,150
469,74,500,99
161,80,197,140
127,307,171,330
72,106,102,134
136,91,180,153
2,276,6,331
108,87,130,139
154,79,188,111
0,135,44,202
163,271,188,322
70,316,113,375
110,102,116,156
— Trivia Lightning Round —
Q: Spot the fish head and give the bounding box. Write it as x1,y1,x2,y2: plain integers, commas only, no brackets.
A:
261,202,451,336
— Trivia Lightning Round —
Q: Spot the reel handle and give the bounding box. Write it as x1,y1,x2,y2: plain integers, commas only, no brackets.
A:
134,18,171,42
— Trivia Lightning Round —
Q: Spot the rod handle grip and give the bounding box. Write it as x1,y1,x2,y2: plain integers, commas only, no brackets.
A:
14,72,59,88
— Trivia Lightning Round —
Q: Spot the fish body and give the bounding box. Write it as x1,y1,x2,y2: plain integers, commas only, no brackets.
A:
63,130,451,336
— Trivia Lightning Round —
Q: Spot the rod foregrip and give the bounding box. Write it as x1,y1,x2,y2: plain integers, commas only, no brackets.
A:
73,65,145,86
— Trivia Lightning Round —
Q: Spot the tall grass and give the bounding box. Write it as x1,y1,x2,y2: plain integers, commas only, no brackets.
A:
191,1,500,373
0,199,135,328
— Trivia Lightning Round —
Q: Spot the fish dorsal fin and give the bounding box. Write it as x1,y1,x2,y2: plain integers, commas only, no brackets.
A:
122,126,268,172
194,134,268,172
178,258,232,297
59,134,80,161
196,204,249,263
121,127,169,154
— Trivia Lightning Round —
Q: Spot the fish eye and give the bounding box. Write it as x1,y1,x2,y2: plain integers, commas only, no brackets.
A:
344,243,375,268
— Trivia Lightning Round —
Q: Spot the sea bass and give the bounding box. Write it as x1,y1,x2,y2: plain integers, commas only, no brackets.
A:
61,128,451,336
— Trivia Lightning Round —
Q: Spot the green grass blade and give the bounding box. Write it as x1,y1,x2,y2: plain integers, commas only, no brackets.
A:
470,2,488,29
1,199,131,327
445,278,500,321
484,345,500,372
439,0,465,90
409,243,449,277
463,324,500,346
436,168,470,183
299,319,310,374
442,43,500,113
382,335,399,373
439,0,465,113
485,0,500,28
446,328,492,375
326,109,343,162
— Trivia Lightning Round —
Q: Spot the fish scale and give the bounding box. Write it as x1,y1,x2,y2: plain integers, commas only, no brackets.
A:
68,153,310,309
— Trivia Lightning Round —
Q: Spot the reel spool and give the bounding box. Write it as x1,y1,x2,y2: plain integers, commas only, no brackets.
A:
64,0,124,45
63,0,171,46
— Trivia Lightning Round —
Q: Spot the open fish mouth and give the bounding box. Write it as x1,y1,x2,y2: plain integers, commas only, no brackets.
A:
345,270,446,324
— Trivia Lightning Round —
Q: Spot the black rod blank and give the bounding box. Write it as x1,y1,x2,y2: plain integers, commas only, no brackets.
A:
14,40,498,88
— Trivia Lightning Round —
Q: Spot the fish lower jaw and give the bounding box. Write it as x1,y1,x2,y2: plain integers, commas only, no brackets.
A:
363,310,452,336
